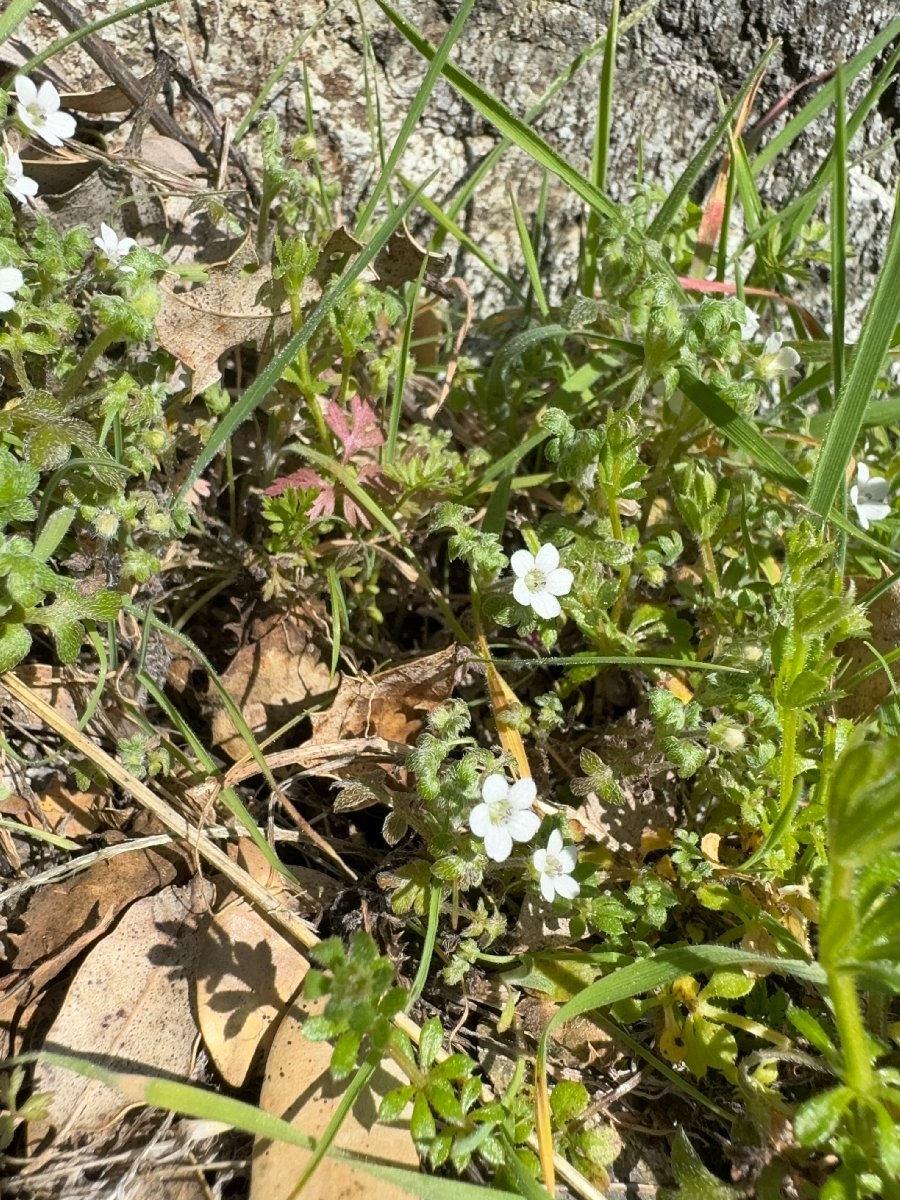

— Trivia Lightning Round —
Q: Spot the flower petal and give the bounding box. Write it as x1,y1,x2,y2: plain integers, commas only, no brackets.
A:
507,777,537,808
530,589,562,620
0,292,15,312
506,809,540,844
546,829,564,856
481,774,509,803
532,848,549,873
483,825,513,862
856,462,871,486
545,567,574,596
512,578,533,607
553,874,580,900
14,76,36,105
0,267,24,292
533,543,560,573
510,548,535,578
37,80,61,113
540,874,557,903
468,802,491,838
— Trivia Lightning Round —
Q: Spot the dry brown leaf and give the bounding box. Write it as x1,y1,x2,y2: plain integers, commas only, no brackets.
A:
250,999,418,1200
0,663,81,729
196,843,310,1088
373,224,451,292
155,240,287,397
308,645,456,748
29,881,212,1147
210,613,334,760
837,576,900,718
8,841,180,977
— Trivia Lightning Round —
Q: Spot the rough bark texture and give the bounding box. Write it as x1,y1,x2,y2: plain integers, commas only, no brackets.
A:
22,1,900,318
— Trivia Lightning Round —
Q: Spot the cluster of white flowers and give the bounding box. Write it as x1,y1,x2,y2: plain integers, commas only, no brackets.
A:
468,772,580,903
2,77,136,314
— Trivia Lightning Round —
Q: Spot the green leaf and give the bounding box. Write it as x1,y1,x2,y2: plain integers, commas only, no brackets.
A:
793,1085,853,1146
668,1128,742,1199
377,1085,415,1125
32,506,76,563
0,623,31,672
417,1017,444,1073
829,738,900,866
330,1030,362,1079
410,1090,436,1142
549,1080,589,1123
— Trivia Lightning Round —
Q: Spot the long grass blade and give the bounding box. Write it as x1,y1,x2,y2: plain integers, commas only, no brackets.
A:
648,42,779,242
582,0,619,294
176,188,420,500
807,176,900,520
355,0,477,233
372,0,618,220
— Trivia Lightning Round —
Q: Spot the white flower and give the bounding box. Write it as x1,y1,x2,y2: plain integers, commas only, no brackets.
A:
469,774,541,863
757,331,800,379
510,543,573,620
3,149,38,204
14,76,76,147
94,223,137,273
850,462,891,531
739,305,759,341
0,266,24,312
533,829,580,904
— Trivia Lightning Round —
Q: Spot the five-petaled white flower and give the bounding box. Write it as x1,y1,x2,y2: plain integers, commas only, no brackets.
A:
3,149,38,204
533,829,580,904
469,774,541,863
14,76,76,147
757,331,800,379
0,266,24,312
850,462,891,531
510,543,573,620
94,223,137,273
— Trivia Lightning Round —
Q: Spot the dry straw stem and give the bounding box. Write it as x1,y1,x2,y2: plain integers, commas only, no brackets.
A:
1,671,601,1200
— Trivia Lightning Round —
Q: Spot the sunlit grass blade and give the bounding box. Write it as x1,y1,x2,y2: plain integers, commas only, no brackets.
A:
12,0,170,75
752,18,900,176
372,0,618,220
355,0,476,233
747,33,900,261
509,187,549,319
399,177,523,297
177,188,420,501
233,3,348,143
648,42,778,241
831,64,848,407
441,0,660,233
807,176,900,521
0,0,40,43
581,0,618,295
677,369,806,492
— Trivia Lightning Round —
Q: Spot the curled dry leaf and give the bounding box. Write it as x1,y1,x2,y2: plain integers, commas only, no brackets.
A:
308,644,457,749
155,237,290,397
209,613,334,761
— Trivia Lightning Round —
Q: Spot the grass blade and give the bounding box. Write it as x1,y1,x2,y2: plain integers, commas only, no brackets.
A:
648,42,778,241
807,176,900,520
582,0,619,294
176,188,421,501
372,0,618,220
355,0,477,233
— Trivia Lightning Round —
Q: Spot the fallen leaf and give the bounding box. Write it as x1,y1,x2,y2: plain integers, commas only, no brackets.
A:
837,576,900,718
250,998,417,1200
373,224,451,293
308,645,456,747
196,843,313,1088
155,237,287,397
209,613,334,760
29,880,212,1147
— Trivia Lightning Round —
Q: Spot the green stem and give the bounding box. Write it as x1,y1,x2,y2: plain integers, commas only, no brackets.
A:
822,860,874,1096
58,327,121,403
699,536,721,597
